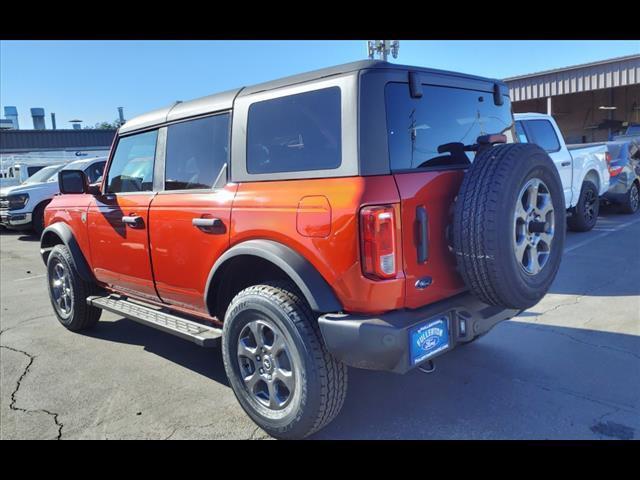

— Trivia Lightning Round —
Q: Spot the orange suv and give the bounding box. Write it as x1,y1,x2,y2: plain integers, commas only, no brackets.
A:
41,60,565,438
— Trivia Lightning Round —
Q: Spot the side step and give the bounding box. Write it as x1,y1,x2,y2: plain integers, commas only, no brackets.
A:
87,295,222,347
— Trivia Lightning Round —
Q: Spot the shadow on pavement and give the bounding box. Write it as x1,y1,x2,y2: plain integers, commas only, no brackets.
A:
309,321,639,440
84,317,230,387
82,316,639,439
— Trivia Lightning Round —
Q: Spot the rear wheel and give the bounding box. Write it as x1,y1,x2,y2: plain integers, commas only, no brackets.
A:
221,281,347,439
568,181,599,232
46,244,102,331
453,143,566,310
620,181,640,214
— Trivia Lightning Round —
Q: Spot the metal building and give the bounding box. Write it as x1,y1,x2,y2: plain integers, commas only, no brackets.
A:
504,54,640,143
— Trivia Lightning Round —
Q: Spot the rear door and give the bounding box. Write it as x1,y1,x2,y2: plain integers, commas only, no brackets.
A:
148,113,236,313
385,81,514,309
516,118,572,206
87,129,159,301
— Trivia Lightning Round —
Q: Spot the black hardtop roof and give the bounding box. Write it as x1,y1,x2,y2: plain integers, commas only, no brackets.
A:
119,60,504,135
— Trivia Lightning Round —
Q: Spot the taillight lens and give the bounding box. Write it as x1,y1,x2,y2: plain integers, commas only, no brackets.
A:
605,152,612,167
609,165,623,177
360,205,397,280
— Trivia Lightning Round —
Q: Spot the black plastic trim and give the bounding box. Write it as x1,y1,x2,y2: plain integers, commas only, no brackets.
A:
40,222,94,282
318,291,519,374
204,239,342,315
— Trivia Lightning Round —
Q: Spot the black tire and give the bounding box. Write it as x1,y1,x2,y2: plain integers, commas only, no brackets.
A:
32,201,49,237
567,181,599,232
46,244,102,331
221,281,347,439
453,143,566,310
620,181,640,214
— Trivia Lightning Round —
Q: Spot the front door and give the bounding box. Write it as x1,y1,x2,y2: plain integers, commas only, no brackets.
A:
148,113,235,313
87,129,160,301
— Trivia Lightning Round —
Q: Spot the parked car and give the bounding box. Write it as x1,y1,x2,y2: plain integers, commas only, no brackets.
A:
602,139,640,214
612,123,640,142
514,113,610,232
40,60,566,439
0,157,106,235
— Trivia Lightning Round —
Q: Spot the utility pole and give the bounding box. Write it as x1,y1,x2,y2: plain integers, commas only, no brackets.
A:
367,40,400,61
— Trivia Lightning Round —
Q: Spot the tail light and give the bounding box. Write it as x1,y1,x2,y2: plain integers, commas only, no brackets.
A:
360,205,397,280
609,165,623,177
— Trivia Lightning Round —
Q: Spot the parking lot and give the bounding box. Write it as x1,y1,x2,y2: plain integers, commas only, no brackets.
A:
0,205,638,440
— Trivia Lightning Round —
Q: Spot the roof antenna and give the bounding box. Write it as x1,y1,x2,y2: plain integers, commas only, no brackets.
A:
367,40,399,61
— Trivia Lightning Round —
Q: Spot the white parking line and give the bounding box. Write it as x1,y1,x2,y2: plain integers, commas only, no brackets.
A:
14,273,47,282
564,217,640,254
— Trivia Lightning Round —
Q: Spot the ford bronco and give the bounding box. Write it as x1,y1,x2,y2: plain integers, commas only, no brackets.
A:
41,60,566,439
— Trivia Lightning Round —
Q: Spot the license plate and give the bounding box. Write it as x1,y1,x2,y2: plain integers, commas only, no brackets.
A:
409,316,450,366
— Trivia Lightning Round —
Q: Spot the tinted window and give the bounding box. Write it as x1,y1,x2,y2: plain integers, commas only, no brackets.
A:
515,121,529,143
247,87,341,174
385,83,513,170
106,130,157,193
165,114,230,190
84,161,106,183
522,119,560,152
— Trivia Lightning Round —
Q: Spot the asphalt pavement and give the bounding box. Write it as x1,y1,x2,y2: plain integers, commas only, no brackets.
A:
1,204,638,439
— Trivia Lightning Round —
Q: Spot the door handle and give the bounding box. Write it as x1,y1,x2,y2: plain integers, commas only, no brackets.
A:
122,215,144,228
416,206,428,264
561,161,571,167
192,217,225,233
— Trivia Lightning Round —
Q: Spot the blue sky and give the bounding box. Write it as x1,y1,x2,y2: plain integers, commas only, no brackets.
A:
1,40,638,129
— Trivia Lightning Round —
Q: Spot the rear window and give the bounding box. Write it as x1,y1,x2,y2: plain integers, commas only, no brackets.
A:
246,87,341,174
520,119,561,153
385,82,513,170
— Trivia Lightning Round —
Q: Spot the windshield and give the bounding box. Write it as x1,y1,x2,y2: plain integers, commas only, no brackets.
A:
22,164,66,184
385,82,514,170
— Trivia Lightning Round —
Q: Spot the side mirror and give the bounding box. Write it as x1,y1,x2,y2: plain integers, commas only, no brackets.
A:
59,170,89,194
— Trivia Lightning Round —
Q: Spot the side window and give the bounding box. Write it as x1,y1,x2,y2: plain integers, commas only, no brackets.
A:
165,113,230,190
247,87,341,174
84,161,106,184
523,119,561,153
106,130,158,193
515,121,529,143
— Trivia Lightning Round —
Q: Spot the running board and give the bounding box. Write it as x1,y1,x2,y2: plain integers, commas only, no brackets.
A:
87,295,222,347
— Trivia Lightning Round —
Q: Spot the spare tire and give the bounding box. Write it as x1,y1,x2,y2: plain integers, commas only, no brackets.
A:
453,143,565,310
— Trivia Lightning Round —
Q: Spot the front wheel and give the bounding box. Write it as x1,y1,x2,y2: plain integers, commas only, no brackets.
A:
620,182,640,214
46,244,102,331
221,281,347,439
568,181,599,232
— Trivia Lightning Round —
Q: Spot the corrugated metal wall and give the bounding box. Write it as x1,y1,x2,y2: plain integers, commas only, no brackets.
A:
0,129,116,153
505,55,640,102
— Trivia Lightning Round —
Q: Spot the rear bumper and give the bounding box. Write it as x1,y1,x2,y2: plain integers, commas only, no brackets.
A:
318,292,520,374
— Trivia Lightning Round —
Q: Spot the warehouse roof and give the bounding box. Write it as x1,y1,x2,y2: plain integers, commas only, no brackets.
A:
504,54,640,102
0,129,116,153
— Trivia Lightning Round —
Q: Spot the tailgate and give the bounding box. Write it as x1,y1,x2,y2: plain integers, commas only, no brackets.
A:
394,170,466,309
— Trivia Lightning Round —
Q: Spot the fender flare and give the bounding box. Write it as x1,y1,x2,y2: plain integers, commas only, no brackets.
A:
40,222,94,282
205,239,342,315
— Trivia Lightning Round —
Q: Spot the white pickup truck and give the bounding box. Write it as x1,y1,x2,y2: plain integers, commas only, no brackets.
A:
514,113,610,232
0,157,106,235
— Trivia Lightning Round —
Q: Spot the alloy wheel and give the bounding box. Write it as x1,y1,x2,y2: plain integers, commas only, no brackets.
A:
236,318,295,410
514,178,555,275
50,260,73,316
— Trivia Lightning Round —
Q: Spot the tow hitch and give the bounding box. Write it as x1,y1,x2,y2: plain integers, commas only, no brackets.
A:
418,360,436,374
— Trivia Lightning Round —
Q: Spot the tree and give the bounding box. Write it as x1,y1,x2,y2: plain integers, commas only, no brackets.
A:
91,119,125,129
